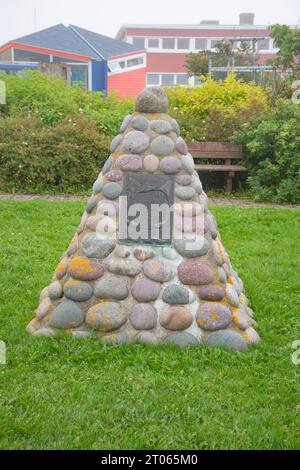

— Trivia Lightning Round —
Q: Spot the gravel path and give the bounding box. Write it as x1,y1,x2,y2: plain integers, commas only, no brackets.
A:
0,193,299,209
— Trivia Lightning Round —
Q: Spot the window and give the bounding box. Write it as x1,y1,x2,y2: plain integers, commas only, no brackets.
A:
148,38,159,48
109,60,125,72
210,40,220,49
147,73,160,85
162,38,175,49
132,37,145,48
14,48,50,62
195,38,207,50
161,74,175,85
177,38,190,50
177,74,188,85
127,57,144,68
257,39,270,50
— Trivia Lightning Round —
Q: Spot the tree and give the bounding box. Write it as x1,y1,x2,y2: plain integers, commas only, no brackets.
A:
269,24,300,72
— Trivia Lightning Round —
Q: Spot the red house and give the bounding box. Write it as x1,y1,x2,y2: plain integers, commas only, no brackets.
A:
0,24,147,97
116,13,279,87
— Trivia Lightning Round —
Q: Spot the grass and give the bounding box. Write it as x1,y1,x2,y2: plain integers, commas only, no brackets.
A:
0,200,299,450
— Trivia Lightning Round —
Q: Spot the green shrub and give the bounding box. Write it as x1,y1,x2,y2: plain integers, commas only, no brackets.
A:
0,114,110,194
0,71,134,135
234,100,300,203
166,73,270,141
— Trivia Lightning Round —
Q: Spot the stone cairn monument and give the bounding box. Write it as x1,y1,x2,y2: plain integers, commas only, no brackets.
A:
27,87,260,351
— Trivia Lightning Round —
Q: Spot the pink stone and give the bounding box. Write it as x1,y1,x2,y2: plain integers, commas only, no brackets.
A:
131,278,160,302
199,285,225,301
176,137,188,155
178,261,213,285
117,154,143,171
160,156,182,174
196,303,232,331
106,170,123,182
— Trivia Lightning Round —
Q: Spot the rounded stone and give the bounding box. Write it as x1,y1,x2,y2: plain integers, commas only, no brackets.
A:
226,283,240,307
33,328,56,337
199,285,225,301
86,302,127,332
103,182,122,200
160,306,193,331
117,154,143,171
162,284,194,305
199,193,208,213
131,115,149,131
232,306,250,330
207,213,218,239
135,331,158,345
100,331,129,345
94,276,129,300
77,212,89,234
102,155,112,175
48,300,84,329
67,240,78,257
110,134,122,153
196,303,232,331
171,119,180,136
212,240,224,266
150,135,175,156
93,175,103,194
130,303,157,330
86,195,98,214
135,87,168,113
120,114,132,132
175,186,196,200
163,332,198,346
192,174,203,194
143,154,159,172
36,298,53,320
174,214,206,234
131,278,160,302
143,259,174,283
178,261,213,285
176,137,188,155
81,233,116,259
205,329,248,351
243,327,260,346
97,200,119,217
133,247,155,261
174,201,202,217
55,257,68,279
174,236,210,258
150,119,172,134
106,170,123,182
86,215,101,231
104,257,142,277
162,247,178,260
115,245,131,258
217,267,227,284
122,130,149,154
64,279,93,302
160,156,182,174
176,175,192,186
68,256,104,281
181,154,195,175
48,281,63,300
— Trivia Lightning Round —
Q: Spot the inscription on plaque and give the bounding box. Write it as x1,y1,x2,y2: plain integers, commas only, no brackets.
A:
119,172,175,245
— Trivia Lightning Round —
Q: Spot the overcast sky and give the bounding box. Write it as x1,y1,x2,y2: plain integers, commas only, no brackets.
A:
0,0,299,45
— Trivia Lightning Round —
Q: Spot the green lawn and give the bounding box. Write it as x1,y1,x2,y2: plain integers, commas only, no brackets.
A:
0,201,299,450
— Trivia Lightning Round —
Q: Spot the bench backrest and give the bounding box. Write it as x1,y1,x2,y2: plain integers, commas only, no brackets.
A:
187,141,242,160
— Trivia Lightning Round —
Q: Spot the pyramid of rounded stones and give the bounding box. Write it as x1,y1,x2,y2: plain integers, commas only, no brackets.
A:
27,87,260,351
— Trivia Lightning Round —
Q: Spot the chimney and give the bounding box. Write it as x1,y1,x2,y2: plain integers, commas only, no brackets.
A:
239,13,255,25
200,20,220,25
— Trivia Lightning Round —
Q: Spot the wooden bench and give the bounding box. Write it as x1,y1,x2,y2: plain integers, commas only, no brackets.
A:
187,141,246,192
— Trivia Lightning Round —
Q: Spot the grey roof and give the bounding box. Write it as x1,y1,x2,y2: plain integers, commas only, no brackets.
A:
12,23,142,60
